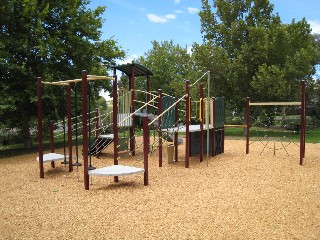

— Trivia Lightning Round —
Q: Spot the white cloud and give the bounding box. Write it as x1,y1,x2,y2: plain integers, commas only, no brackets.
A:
187,46,193,54
147,13,177,23
174,9,183,14
165,14,177,20
187,7,199,14
174,0,181,4
308,20,320,34
147,13,168,23
116,54,140,65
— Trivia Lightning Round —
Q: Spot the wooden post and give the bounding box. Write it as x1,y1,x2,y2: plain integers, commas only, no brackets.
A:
82,70,89,190
67,83,73,172
130,62,135,156
147,74,151,150
158,89,163,167
185,80,190,168
37,77,44,178
147,74,150,113
143,116,149,186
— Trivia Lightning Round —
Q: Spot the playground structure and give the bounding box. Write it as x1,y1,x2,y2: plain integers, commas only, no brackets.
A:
245,80,306,165
36,63,226,190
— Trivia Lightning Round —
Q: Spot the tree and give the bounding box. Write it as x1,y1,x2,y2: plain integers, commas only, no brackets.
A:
197,0,320,110
137,40,194,96
0,0,125,148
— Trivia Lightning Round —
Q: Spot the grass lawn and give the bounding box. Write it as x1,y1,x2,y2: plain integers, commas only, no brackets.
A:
225,126,320,143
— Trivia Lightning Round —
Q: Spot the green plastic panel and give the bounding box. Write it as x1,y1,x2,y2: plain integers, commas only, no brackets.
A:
215,97,225,129
161,95,175,129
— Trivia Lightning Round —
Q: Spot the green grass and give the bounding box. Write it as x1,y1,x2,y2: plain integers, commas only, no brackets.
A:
1,127,319,158
225,127,320,143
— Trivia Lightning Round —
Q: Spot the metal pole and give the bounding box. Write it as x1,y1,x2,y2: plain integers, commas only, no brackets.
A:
113,68,119,182
200,83,204,162
300,80,306,165
50,120,55,168
174,96,179,162
143,116,149,186
73,83,81,167
95,108,101,158
185,80,190,168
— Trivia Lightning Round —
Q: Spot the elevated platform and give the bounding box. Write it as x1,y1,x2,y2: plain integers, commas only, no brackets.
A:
162,124,213,133
36,153,67,163
98,134,114,139
88,165,145,177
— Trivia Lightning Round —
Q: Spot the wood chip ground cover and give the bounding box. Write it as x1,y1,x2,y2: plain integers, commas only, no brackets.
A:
0,138,319,239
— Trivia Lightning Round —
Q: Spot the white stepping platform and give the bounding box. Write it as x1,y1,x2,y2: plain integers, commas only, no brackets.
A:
99,134,114,139
36,153,68,163
88,165,145,177
163,124,213,133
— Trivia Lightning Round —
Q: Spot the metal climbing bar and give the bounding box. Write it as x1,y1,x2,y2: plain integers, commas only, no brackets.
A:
148,94,187,127
117,96,159,126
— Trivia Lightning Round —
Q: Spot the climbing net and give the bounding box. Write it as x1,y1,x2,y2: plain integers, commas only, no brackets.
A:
248,103,303,156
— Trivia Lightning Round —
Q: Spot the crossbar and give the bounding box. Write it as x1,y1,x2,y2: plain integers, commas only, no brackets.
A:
42,75,114,85
249,102,301,106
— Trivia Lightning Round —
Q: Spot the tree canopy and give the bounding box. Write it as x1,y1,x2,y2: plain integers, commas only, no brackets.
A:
0,0,125,147
138,40,195,96
196,0,320,109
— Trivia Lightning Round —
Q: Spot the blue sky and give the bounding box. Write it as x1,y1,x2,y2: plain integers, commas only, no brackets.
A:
89,0,320,63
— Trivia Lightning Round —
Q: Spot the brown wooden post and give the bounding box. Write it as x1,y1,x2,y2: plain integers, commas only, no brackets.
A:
158,89,163,167
222,97,225,153
185,80,190,168
130,62,135,156
37,77,44,178
67,83,73,172
50,120,55,168
143,116,149,186
147,74,150,113
82,70,89,190
200,83,204,162
113,68,119,182
246,97,250,154
147,74,151,150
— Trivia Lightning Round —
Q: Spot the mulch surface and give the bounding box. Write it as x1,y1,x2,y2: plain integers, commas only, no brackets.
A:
0,138,319,239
